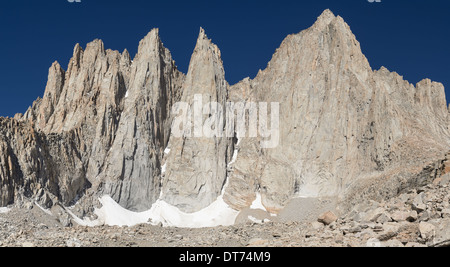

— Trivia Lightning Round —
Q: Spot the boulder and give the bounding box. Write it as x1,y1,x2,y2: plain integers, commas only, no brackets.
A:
419,222,435,240
318,211,338,226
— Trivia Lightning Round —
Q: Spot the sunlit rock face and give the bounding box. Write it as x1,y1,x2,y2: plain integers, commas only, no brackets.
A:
1,10,449,221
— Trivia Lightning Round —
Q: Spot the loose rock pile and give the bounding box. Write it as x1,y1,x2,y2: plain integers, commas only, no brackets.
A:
313,174,450,247
0,174,448,247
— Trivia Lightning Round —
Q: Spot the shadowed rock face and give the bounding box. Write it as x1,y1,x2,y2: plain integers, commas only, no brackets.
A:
161,28,235,213
4,29,185,211
0,10,449,215
96,29,185,211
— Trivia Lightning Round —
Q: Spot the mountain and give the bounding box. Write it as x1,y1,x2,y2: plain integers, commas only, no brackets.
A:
224,9,450,214
0,10,449,226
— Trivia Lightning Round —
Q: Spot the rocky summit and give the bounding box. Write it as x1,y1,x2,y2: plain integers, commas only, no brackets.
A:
1,9,449,247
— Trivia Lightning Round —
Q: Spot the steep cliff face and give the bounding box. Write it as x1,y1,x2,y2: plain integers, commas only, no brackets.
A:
162,28,234,213
224,10,450,212
13,29,184,212
0,10,449,219
21,38,133,207
0,118,87,208
98,29,184,211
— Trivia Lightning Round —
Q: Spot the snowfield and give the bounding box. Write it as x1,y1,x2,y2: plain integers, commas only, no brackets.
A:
69,137,244,228
68,169,240,228
69,194,239,228
250,193,267,212
0,207,11,214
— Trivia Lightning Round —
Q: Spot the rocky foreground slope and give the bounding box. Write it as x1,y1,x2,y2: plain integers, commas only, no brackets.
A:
1,172,449,247
0,9,449,233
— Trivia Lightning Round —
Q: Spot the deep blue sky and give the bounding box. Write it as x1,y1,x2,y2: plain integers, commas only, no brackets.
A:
0,0,449,117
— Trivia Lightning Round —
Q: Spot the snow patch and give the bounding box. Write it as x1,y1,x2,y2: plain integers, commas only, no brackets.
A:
250,192,267,212
69,194,238,228
65,208,99,227
248,216,262,224
161,163,167,175
0,207,11,214
35,202,52,216
148,195,238,228
164,147,171,155
125,90,129,98
229,148,239,167
228,135,240,167
248,216,269,224
69,140,242,228
161,146,169,175
95,196,153,227
69,173,238,228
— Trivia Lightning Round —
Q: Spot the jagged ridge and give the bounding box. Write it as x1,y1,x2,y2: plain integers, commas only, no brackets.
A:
0,10,449,223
